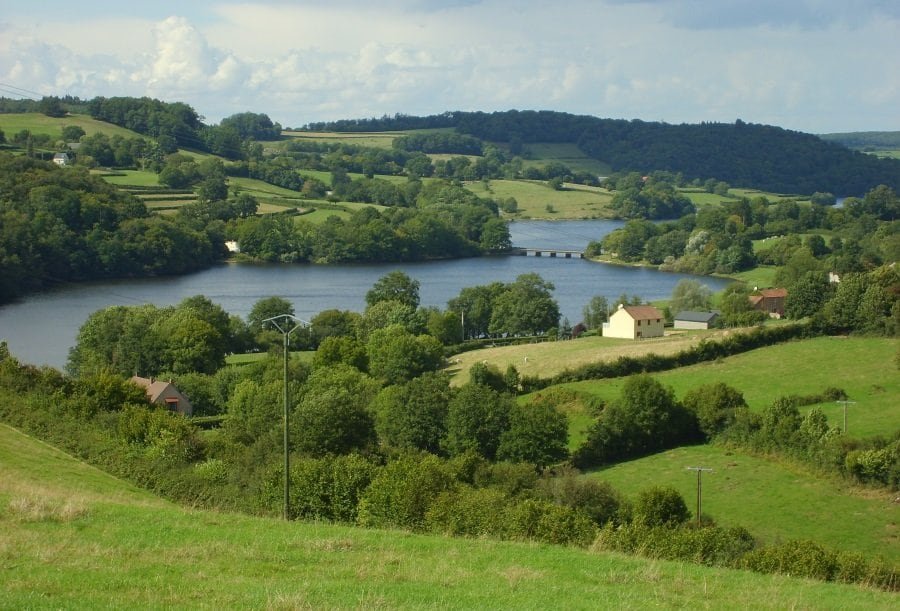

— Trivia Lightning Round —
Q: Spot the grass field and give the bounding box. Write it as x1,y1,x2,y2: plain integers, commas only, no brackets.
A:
557,336,899,439
281,130,400,149
521,143,612,176
2,424,895,609
593,444,900,563
0,112,141,140
466,179,615,219
447,329,735,386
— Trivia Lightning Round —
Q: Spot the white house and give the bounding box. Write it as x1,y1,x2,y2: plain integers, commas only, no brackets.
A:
602,304,665,339
52,152,70,166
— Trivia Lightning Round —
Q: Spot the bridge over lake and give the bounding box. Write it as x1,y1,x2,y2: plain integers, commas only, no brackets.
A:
510,247,584,259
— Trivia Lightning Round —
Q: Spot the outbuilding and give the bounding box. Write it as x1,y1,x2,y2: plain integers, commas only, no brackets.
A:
673,310,719,330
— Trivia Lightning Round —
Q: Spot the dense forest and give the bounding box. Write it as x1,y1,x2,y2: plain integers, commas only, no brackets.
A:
0,154,221,303
307,110,900,196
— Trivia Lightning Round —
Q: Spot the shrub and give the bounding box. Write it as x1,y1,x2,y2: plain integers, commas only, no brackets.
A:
536,468,625,526
742,540,838,581
593,523,755,567
632,486,690,528
357,453,456,531
424,487,511,537
270,453,377,522
504,499,597,547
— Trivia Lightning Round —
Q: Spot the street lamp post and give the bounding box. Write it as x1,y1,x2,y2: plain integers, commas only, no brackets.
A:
262,314,308,520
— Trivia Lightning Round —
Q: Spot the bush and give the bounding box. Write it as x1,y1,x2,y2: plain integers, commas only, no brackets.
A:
536,468,625,526
742,540,838,581
357,453,456,531
265,454,378,523
593,523,755,567
504,499,597,547
424,487,511,537
632,486,690,528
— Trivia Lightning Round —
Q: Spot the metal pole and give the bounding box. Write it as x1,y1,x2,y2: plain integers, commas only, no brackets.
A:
283,329,289,521
262,314,309,521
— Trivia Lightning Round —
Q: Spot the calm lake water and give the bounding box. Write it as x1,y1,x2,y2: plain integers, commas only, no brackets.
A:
0,220,731,369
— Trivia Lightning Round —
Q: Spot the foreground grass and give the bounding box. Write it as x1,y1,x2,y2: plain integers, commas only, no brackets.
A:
1,425,895,609
594,444,900,564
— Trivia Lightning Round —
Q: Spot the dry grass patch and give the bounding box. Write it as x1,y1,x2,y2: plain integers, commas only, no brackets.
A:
447,329,731,386
6,495,89,523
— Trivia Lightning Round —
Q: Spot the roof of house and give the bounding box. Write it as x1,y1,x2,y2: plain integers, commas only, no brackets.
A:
755,288,788,298
620,305,663,320
130,375,179,403
674,310,719,323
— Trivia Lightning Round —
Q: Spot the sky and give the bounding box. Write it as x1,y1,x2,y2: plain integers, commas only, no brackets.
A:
0,0,898,134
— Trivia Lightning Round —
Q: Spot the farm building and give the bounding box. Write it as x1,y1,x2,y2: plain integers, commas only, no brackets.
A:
52,152,70,166
602,304,664,339
130,376,193,417
749,288,788,318
673,310,720,330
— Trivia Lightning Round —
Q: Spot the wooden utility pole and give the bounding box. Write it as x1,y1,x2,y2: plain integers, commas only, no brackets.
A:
686,467,713,526
836,400,856,433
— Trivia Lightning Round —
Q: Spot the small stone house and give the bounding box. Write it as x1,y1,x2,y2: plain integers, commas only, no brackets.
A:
602,304,665,339
52,152,70,166
749,288,788,318
673,310,719,330
130,376,193,416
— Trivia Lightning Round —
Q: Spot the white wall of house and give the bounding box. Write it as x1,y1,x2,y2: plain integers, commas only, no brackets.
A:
602,306,664,339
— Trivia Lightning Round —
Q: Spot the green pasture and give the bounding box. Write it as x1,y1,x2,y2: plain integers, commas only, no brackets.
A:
729,265,779,288
281,130,399,149
466,179,615,219
520,142,612,176
679,189,738,206
557,336,899,439
594,444,900,563
0,112,141,140
1,424,894,609
94,169,160,187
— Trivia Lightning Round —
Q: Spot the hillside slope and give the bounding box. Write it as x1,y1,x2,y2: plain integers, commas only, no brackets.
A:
1,423,895,609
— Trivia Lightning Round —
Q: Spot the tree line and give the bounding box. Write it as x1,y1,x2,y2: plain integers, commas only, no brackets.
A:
307,109,900,196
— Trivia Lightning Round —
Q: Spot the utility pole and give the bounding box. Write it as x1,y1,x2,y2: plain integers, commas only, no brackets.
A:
262,314,308,520
686,467,713,526
836,400,856,433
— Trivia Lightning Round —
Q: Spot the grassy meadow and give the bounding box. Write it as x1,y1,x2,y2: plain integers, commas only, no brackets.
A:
593,444,900,563
0,112,141,140
466,179,615,219
555,336,899,439
521,142,612,176
2,423,896,609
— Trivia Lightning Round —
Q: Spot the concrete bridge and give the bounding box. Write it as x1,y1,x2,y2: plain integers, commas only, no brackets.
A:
510,247,584,259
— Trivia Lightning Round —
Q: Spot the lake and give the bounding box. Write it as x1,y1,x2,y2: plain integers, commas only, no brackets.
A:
0,220,731,369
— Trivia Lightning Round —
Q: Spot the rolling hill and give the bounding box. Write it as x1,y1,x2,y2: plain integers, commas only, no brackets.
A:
1,423,896,609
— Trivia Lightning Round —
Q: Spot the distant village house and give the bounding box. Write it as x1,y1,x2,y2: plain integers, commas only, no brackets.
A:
603,304,665,339
130,376,193,417
749,288,788,318
52,152,70,166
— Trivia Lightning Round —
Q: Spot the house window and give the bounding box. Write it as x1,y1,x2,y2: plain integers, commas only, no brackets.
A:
165,398,179,412
637,320,641,326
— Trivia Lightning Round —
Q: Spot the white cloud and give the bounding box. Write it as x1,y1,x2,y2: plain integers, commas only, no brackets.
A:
0,1,897,132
